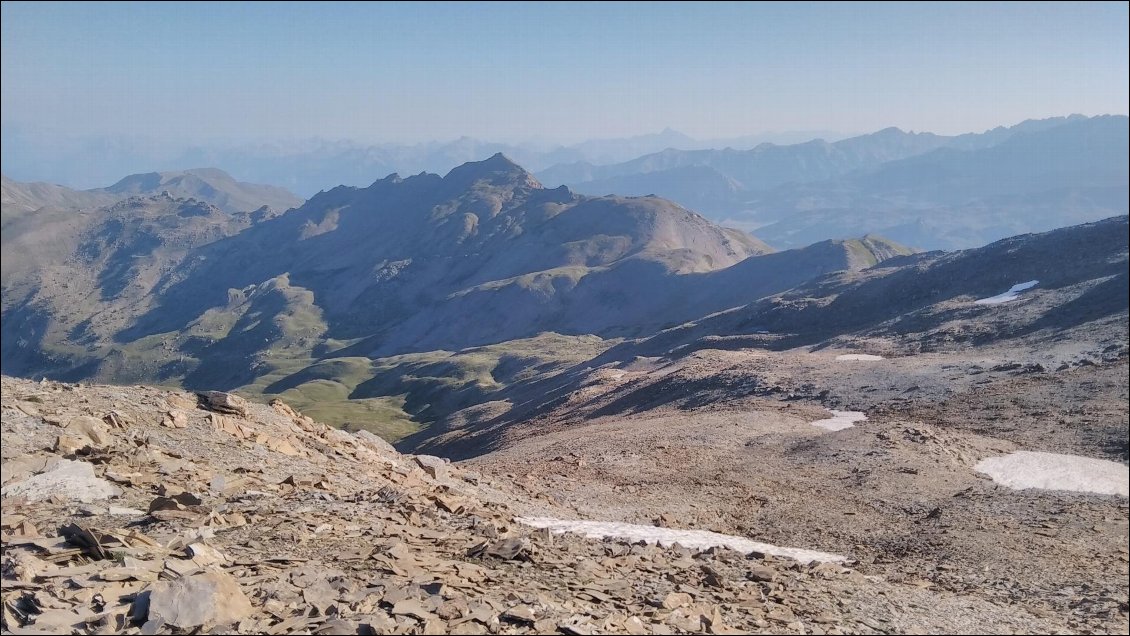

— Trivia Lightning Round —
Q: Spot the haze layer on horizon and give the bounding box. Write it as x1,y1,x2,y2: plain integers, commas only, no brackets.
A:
2,1,1127,147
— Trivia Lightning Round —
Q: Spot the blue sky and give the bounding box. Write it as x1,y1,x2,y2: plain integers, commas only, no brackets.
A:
2,1,1127,143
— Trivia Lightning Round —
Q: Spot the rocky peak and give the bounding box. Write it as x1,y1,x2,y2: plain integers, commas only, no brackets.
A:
442,153,543,191
372,172,403,185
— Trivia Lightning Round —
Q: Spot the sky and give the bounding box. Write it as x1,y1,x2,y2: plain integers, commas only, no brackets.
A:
1,1,1128,145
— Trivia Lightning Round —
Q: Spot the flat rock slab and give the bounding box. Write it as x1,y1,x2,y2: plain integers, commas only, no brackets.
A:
143,568,253,629
355,429,397,455
196,391,250,416
1,455,58,486
1,459,119,503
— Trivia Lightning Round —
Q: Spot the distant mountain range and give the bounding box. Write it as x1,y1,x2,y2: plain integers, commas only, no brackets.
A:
1,155,912,429
2,168,302,226
0,124,845,197
538,115,1129,250
538,124,952,189
7,116,1120,252
3,135,1125,439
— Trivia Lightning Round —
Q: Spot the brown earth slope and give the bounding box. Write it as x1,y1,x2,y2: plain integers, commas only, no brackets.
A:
3,376,1118,634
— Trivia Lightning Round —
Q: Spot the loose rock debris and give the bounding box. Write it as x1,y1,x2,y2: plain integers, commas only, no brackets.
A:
2,376,1121,634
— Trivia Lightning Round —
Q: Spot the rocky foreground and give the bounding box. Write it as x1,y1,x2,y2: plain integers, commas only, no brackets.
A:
0,376,1123,635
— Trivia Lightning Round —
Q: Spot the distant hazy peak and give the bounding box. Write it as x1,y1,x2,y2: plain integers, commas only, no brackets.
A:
1,174,119,219
465,152,522,172
367,173,405,189
181,167,236,180
442,153,543,189
105,167,236,190
999,113,1089,131
93,167,304,213
798,234,916,266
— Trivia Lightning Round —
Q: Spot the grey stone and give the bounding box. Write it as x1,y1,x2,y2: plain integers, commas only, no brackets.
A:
145,568,253,629
414,454,448,480
355,429,397,455
0,459,119,503
196,391,249,416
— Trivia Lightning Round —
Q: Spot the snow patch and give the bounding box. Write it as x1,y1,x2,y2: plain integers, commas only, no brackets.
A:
810,410,867,432
516,517,845,563
975,451,1128,497
835,354,884,361
975,280,1038,305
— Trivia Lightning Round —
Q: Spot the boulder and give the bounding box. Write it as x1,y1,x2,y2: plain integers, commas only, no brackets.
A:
355,429,397,455
414,454,448,480
0,459,119,503
142,568,253,629
196,391,250,416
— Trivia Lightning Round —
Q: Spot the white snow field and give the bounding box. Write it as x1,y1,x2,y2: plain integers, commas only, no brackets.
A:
975,451,1129,497
516,517,845,563
835,354,885,361
810,410,867,431
975,280,1039,305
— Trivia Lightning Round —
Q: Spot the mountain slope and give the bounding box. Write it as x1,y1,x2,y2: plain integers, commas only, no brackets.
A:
328,236,912,429
404,216,1127,462
0,194,265,380
114,155,768,354
0,155,921,437
1,174,117,226
95,167,303,213
606,215,1130,361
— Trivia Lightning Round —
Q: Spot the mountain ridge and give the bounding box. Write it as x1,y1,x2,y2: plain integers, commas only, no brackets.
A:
1,155,915,436
748,115,1129,249
539,115,1129,248
95,167,303,213
2,168,303,222
406,215,1129,459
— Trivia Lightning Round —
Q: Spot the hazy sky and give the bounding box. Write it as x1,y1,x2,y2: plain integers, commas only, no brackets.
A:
2,1,1127,144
